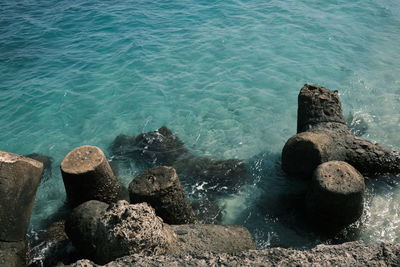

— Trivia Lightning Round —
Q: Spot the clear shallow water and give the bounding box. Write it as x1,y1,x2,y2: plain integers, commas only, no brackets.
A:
1,0,399,249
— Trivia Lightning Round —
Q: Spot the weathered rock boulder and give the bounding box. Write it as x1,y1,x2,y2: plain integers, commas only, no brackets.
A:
66,200,255,265
129,166,197,224
282,84,400,178
65,200,176,264
61,145,128,208
70,241,400,267
0,151,44,242
306,161,365,232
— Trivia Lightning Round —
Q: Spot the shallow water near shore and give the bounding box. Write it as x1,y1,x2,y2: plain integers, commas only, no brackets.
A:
1,0,400,251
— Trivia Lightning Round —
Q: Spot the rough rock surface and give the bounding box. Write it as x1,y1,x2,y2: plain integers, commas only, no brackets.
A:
129,166,197,224
282,84,400,178
69,241,400,267
66,200,176,265
65,200,255,265
306,161,365,232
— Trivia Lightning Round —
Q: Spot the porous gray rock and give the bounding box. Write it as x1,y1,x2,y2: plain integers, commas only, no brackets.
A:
306,161,365,232
69,241,400,267
282,84,400,178
61,145,128,208
0,151,44,242
129,166,197,224
66,200,176,265
65,200,255,265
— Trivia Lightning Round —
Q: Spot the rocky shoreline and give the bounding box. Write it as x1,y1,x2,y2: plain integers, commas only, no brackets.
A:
1,84,399,266
69,241,400,267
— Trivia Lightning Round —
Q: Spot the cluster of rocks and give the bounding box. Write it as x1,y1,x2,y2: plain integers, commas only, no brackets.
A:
58,144,254,265
109,125,249,223
282,84,400,233
0,84,399,267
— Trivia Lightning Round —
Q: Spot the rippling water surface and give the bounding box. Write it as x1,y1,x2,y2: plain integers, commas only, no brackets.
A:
1,0,399,249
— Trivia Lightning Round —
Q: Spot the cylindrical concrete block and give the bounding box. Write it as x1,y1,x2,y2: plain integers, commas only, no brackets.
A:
0,151,43,242
306,161,365,232
129,166,197,224
282,131,333,178
61,145,128,208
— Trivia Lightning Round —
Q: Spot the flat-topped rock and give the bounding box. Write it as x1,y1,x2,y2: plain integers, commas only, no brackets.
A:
61,146,106,174
61,146,128,208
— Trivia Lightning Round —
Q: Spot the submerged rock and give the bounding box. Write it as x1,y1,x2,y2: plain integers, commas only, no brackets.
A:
70,241,400,267
174,156,248,194
306,161,365,232
129,166,197,224
282,84,400,178
61,145,128,208
109,135,137,158
110,127,248,193
110,127,189,167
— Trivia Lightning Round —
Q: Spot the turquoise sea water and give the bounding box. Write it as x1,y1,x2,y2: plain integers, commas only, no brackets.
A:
1,0,400,249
